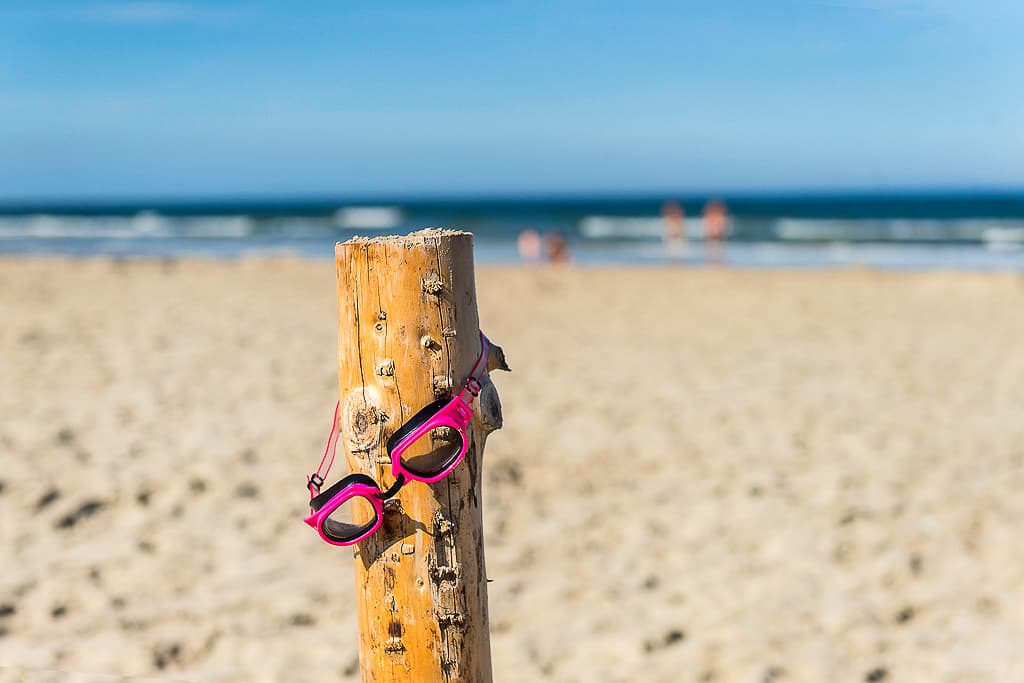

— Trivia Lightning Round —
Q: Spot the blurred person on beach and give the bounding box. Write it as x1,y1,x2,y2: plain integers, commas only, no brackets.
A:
661,200,686,258
703,199,728,264
517,227,543,263
544,231,571,264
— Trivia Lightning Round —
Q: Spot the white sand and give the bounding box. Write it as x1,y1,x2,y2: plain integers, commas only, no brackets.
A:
2,260,1024,682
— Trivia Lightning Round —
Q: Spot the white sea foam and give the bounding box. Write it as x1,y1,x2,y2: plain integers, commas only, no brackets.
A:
982,227,1024,244
579,214,738,240
774,218,1024,243
0,214,170,239
0,213,256,240
333,206,403,230
579,216,662,239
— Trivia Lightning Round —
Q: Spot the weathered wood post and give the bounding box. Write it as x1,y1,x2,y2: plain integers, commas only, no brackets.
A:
335,229,507,682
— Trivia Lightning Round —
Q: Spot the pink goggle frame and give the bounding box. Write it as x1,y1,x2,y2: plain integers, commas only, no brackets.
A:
304,332,490,546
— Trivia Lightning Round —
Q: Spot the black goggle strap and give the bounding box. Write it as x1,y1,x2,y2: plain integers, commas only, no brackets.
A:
309,473,375,512
308,472,406,513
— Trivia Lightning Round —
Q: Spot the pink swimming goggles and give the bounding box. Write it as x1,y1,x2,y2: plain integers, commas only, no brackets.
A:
304,332,490,546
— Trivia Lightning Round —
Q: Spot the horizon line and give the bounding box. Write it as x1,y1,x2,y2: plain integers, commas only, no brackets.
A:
2,185,1024,209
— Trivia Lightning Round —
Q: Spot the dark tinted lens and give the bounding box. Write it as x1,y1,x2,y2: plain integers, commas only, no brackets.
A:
399,426,464,478
321,495,377,543
387,399,449,454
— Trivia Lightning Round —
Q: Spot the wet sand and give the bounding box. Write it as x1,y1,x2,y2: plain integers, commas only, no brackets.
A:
2,259,1024,682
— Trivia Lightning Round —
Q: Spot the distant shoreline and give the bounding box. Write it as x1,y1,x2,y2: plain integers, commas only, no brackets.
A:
2,188,1024,216
1,193,1022,268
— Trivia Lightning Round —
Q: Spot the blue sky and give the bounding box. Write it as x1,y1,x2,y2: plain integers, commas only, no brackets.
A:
1,0,1021,199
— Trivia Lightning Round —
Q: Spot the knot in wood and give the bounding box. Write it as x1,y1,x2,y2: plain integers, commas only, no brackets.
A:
422,275,444,295
433,511,457,537
375,359,395,377
433,376,452,395
381,500,404,534
436,610,467,629
342,390,384,452
352,406,382,433
428,564,462,584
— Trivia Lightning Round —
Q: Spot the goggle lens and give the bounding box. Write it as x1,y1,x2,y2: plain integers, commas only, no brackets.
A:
398,425,465,479
308,474,382,545
321,495,378,544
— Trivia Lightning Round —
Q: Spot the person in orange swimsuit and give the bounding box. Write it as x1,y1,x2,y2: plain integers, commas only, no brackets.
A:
702,199,728,263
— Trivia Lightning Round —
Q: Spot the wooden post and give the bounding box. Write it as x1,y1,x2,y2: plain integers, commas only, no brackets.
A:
335,229,507,682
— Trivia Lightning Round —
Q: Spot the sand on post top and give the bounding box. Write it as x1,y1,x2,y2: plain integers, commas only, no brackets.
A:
341,227,471,245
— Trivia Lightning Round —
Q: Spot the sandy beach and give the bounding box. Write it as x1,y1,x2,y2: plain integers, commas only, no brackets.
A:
2,258,1024,683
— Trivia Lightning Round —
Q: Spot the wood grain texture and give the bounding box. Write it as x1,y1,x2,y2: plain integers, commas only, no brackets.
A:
336,229,503,682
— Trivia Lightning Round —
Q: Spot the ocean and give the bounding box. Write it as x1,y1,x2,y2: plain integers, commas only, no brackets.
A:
2,193,1023,269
